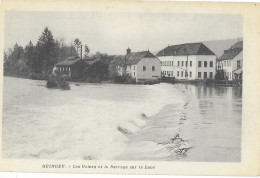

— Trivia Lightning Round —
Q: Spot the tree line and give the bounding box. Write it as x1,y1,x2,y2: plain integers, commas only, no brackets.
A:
4,27,90,79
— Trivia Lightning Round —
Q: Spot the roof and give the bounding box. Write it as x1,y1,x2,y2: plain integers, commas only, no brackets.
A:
55,56,82,66
233,67,242,74
113,51,158,66
125,51,157,65
218,41,243,61
156,42,215,57
85,59,100,65
112,55,126,67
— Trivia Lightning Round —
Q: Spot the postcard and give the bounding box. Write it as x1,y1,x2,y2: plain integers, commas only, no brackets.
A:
0,0,259,176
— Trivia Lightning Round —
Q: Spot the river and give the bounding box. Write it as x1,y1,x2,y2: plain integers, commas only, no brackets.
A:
2,77,242,161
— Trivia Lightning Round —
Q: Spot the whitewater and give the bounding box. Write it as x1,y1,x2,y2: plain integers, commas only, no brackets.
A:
2,77,241,161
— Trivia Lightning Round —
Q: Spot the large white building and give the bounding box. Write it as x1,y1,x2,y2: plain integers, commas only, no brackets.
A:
216,41,243,81
156,43,217,80
115,48,161,82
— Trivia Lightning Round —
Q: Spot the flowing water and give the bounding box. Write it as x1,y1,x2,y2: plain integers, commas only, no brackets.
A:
2,77,242,161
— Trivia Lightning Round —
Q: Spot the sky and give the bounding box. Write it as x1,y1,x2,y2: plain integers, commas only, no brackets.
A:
4,11,242,55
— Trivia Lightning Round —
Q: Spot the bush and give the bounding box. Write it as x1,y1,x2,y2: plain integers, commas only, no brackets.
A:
113,75,136,84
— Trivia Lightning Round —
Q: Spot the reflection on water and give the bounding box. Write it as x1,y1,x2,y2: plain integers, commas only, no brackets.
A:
119,84,242,162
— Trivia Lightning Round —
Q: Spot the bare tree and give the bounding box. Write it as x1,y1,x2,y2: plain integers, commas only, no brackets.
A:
73,38,81,57
84,45,90,58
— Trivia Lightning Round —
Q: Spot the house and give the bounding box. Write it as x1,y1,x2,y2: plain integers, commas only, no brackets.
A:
156,43,217,80
216,41,243,81
53,56,85,81
83,58,108,81
115,48,161,82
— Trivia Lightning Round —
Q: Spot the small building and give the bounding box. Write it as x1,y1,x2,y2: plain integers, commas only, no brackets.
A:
83,58,108,82
216,41,243,81
115,48,161,82
156,43,217,80
53,56,85,81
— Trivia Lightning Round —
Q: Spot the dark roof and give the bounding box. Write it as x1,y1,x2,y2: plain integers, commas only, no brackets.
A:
218,41,243,61
113,51,159,66
156,42,215,57
85,58,100,65
55,56,81,66
125,51,158,65
112,55,126,67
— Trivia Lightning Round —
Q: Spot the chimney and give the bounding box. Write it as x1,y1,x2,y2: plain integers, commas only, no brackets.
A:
127,47,131,55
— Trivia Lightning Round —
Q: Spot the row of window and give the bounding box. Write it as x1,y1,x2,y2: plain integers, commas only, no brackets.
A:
163,71,213,79
198,61,214,68
143,66,155,71
177,71,192,77
219,60,241,68
175,71,213,78
162,71,174,77
57,66,70,72
162,61,174,66
177,61,192,67
162,60,214,68
197,72,214,79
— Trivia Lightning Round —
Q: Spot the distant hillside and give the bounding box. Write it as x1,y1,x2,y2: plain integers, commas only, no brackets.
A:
203,38,243,58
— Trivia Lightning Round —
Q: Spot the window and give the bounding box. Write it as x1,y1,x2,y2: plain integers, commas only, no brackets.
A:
198,61,201,67
190,61,192,67
198,72,201,78
210,72,213,79
237,61,241,68
151,66,155,71
190,72,192,78
178,61,180,66
143,66,146,71
134,72,135,77
177,71,180,76
181,61,184,67
68,67,70,71
204,72,207,79
204,61,207,67
210,61,213,67
181,71,183,77
171,61,173,66
185,61,188,67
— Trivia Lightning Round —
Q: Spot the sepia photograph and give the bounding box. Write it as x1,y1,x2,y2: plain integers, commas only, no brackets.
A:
0,0,259,176
2,11,243,161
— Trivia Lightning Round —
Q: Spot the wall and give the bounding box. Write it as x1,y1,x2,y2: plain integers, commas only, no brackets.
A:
195,55,216,79
136,57,161,81
232,51,243,79
158,55,216,80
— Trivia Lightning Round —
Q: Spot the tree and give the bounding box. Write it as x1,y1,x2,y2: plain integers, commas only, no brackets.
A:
4,43,25,76
24,41,36,71
84,45,90,58
74,38,81,57
36,27,57,74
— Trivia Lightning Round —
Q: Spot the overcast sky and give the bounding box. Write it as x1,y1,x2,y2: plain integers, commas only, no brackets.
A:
4,11,242,55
